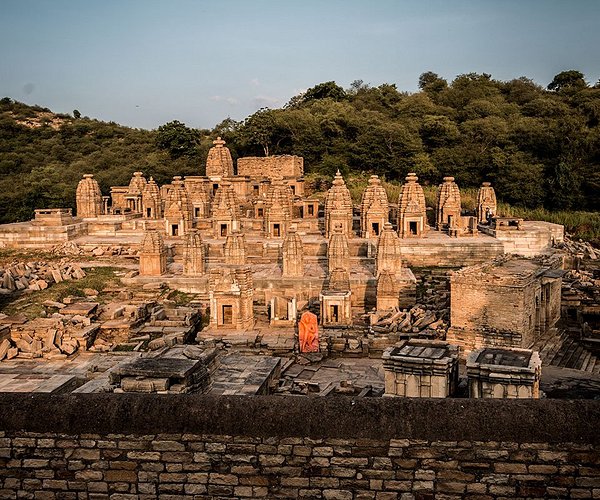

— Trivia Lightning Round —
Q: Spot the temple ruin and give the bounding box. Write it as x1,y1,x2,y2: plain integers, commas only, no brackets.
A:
1,135,589,409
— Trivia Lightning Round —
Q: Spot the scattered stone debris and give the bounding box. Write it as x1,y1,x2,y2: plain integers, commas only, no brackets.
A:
50,242,139,257
0,260,86,294
556,237,599,260
370,305,446,336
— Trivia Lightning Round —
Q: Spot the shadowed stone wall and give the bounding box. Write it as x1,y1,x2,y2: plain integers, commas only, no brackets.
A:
0,394,598,498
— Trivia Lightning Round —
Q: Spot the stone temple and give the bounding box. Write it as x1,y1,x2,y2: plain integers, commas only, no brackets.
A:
0,137,598,499
0,137,576,384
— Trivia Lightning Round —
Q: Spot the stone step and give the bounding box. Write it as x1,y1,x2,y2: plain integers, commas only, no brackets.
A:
549,337,574,367
560,344,584,369
593,359,600,375
538,331,567,365
579,350,594,372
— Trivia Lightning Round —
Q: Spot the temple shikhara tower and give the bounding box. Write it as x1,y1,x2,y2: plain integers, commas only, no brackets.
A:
182,229,205,276
397,173,427,238
376,222,402,275
324,170,353,238
206,136,234,178
76,174,102,218
139,229,167,276
211,181,240,237
264,177,293,238
360,175,389,238
164,176,192,236
436,176,462,234
477,182,497,223
281,228,304,277
327,229,350,274
142,177,162,219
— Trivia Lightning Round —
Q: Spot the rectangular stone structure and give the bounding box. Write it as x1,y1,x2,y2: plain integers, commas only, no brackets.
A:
110,357,210,394
237,155,303,179
382,340,459,398
447,256,563,356
466,347,541,398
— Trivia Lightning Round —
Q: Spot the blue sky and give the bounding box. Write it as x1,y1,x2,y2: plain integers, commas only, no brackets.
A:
1,0,599,130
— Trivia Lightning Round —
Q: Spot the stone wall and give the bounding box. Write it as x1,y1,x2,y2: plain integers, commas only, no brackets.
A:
0,394,598,499
237,156,304,179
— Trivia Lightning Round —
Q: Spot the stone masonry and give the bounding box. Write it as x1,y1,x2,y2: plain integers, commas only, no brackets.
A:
0,394,597,500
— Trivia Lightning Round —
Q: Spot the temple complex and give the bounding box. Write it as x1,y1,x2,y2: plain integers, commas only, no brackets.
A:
1,136,585,406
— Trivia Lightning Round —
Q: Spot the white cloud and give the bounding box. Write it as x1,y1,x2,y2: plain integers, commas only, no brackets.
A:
210,95,238,105
250,78,260,87
252,95,280,107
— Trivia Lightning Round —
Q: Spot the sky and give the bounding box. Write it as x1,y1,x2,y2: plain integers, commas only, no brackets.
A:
1,0,599,130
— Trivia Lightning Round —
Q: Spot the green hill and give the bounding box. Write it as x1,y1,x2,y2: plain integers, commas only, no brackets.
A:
1,71,599,239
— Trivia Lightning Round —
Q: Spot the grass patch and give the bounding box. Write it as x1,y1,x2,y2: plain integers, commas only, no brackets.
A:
0,266,122,320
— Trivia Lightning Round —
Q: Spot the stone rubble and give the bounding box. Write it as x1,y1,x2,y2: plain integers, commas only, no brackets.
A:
0,260,86,294
556,236,599,260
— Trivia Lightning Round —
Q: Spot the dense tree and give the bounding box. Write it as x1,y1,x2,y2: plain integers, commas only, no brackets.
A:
548,70,587,93
155,120,199,159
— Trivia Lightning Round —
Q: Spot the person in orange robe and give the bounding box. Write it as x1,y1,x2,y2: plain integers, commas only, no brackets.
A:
298,310,319,352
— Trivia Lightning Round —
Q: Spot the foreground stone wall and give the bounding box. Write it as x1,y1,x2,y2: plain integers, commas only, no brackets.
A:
0,395,598,499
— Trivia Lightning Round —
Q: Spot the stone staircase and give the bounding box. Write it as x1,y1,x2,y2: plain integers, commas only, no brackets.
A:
533,328,600,374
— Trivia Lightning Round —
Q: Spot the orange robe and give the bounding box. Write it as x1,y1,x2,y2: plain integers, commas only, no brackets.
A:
298,311,319,353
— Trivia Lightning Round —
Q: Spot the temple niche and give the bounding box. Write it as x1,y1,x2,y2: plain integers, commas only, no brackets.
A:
182,229,205,276
142,177,162,219
211,181,240,237
224,230,246,265
376,222,402,275
397,173,427,238
327,229,350,274
206,137,234,178
139,229,167,276
436,176,462,234
477,182,497,223
320,267,352,327
125,171,147,213
324,170,353,238
281,228,304,277
264,177,293,238
76,174,102,218
360,175,389,238
164,176,193,236
208,266,254,330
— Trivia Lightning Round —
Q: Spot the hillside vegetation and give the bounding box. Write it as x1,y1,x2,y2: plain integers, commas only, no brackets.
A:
1,70,599,241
